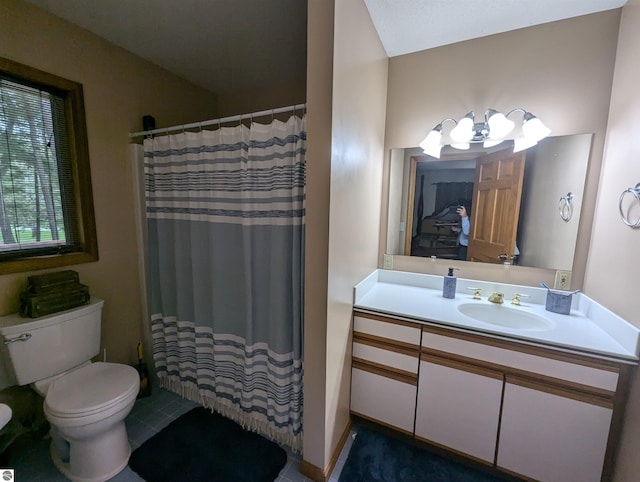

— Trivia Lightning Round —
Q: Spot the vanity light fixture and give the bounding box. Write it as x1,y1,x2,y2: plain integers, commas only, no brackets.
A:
419,108,551,158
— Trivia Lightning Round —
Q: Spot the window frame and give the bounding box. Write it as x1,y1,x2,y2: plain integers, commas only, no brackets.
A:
0,57,98,274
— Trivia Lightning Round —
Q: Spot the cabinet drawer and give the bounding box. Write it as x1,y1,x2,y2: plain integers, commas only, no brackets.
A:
351,367,417,434
354,314,421,347
422,331,619,392
353,341,419,374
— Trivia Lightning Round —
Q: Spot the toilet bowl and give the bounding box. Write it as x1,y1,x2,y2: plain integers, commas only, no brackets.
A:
0,299,143,482
42,362,140,482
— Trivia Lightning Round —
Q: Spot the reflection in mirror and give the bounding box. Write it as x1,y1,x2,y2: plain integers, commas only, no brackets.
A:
386,134,593,271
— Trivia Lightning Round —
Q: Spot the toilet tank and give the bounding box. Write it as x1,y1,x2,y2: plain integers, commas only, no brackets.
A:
0,298,103,386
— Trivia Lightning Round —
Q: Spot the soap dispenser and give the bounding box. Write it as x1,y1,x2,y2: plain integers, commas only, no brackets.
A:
443,267,459,299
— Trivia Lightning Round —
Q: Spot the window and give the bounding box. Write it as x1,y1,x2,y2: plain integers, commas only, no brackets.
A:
0,57,98,274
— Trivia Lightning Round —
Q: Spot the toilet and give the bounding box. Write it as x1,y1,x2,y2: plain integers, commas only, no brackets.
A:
0,298,140,482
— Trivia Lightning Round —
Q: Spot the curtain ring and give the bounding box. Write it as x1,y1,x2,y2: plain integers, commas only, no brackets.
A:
619,182,640,227
558,192,573,222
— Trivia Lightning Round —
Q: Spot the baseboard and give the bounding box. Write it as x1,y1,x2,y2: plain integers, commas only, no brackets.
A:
326,419,352,478
299,459,326,482
300,418,353,482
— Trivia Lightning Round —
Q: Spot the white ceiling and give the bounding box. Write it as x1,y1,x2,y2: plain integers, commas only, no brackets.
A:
364,0,627,57
24,0,626,93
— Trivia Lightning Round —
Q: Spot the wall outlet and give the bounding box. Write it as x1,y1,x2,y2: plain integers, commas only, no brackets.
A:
383,254,394,270
554,270,572,290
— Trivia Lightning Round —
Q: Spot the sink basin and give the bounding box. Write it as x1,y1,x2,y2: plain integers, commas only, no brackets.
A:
457,303,554,331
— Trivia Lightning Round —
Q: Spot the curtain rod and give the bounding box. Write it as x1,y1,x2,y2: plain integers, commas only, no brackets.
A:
129,103,306,139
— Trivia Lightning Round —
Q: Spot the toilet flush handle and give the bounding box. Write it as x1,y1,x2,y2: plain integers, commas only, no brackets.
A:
3,333,32,344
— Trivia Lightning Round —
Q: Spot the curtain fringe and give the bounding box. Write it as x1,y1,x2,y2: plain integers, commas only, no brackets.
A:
158,375,303,453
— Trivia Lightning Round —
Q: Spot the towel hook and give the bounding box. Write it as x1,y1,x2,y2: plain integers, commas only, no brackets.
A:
619,182,640,227
559,192,574,222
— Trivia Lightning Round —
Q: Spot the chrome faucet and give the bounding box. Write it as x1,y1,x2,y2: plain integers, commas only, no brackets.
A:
488,292,504,304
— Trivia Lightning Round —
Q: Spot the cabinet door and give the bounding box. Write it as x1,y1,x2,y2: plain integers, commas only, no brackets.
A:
351,367,417,434
414,357,503,463
497,378,613,482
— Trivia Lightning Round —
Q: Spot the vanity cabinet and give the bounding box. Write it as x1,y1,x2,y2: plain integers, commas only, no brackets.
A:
350,312,421,434
420,326,626,481
350,309,632,482
415,355,502,463
497,376,613,482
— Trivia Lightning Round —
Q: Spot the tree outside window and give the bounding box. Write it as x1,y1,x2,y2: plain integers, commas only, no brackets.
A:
0,58,98,274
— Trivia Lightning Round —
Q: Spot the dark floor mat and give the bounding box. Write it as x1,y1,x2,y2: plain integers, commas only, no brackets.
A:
129,407,287,482
339,427,503,482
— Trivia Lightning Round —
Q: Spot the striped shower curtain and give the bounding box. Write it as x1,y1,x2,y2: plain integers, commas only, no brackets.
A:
143,115,305,451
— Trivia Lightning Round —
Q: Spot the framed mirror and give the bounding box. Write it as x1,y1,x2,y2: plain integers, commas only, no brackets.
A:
386,134,593,271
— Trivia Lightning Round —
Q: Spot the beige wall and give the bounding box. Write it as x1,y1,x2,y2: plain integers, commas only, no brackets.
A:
216,76,306,118
303,0,334,472
585,2,640,334
325,0,388,466
518,134,591,270
0,0,219,365
586,1,640,480
303,0,388,475
381,11,620,290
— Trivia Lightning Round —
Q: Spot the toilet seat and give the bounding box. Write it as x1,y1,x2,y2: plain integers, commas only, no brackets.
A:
45,362,139,419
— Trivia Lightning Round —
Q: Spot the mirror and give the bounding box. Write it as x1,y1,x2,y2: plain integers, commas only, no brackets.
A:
386,134,593,270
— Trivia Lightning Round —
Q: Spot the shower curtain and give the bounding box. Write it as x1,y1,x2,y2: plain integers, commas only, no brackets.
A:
143,114,305,451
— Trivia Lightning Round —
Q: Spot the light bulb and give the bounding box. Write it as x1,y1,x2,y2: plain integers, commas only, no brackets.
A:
486,110,515,139
522,113,551,143
419,127,443,158
450,112,475,143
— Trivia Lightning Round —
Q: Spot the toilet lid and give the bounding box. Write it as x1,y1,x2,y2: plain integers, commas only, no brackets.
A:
45,362,139,418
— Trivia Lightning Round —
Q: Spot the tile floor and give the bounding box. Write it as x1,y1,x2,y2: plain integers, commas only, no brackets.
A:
5,385,354,481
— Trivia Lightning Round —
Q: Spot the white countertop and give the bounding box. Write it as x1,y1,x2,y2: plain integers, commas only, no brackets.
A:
354,270,640,363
